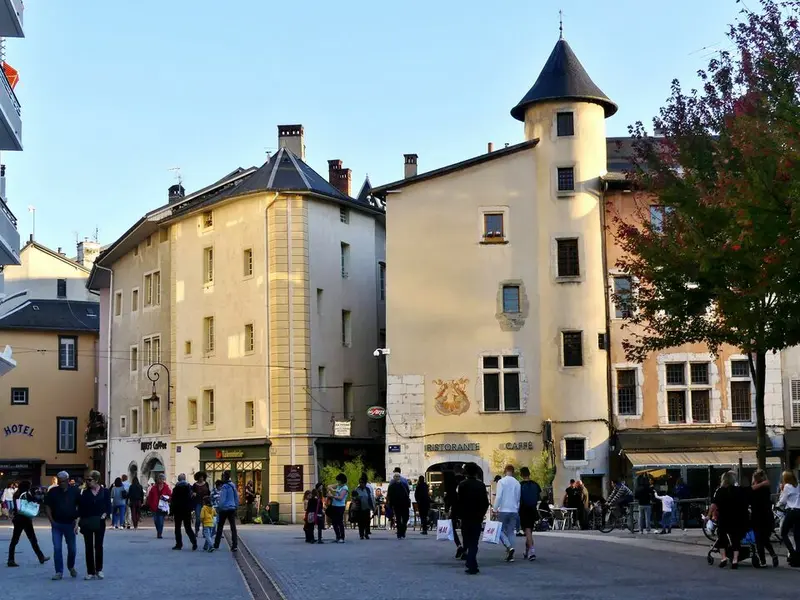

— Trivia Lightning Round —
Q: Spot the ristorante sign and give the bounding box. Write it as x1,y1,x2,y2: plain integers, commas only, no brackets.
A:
425,442,480,452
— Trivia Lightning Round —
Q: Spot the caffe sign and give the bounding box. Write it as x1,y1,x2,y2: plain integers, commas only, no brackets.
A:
3,424,34,437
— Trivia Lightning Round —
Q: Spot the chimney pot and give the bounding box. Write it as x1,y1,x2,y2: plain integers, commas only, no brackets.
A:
488,142,494,153
328,159,351,197
57,246,62,253
277,124,305,160
403,154,418,179
168,184,185,204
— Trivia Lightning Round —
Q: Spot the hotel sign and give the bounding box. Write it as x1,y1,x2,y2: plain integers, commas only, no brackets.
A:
3,424,34,437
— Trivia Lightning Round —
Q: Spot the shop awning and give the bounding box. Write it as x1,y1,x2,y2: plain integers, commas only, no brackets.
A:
627,450,781,468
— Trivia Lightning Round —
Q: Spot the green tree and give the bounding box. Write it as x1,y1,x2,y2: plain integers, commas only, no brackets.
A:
319,457,380,497
613,0,800,469
529,450,556,491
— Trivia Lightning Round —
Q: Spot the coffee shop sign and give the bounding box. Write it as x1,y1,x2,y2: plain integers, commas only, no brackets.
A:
3,424,34,437
141,441,168,452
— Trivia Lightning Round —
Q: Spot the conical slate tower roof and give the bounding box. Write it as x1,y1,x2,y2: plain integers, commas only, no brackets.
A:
510,39,617,121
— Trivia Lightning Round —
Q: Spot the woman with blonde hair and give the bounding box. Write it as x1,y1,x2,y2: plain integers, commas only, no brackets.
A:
779,470,800,565
712,470,749,569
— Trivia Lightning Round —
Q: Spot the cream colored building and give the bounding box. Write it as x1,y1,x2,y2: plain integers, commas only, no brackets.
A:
373,38,614,497
91,126,385,521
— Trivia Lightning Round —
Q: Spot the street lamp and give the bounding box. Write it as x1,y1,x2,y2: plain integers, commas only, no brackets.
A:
147,362,171,410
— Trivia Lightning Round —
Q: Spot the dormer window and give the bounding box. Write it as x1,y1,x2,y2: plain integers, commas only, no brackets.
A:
556,112,574,137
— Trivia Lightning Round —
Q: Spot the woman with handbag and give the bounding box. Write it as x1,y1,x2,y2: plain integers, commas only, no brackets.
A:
146,473,172,539
6,480,49,567
78,470,111,580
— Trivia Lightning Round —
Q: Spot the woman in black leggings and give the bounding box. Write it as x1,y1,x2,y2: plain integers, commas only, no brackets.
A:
751,470,779,567
7,481,49,567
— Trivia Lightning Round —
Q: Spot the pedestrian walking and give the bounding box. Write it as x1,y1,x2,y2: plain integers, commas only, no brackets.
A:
200,496,216,552
353,474,375,540
109,478,126,529
711,471,749,569
6,480,50,567
518,467,541,561
673,477,690,530
414,476,431,534
387,472,410,539
303,490,315,543
328,473,349,543
779,470,800,566
213,470,240,552
171,473,198,551
78,471,111,580
2,482,16,519
146,473,171,539
121,474,132,529
313,483,326,542
211,480,222,536
635,475,654,534
244,481,256,524
192,472,211,535
457,463,489,575
750,470,779,568
43,470,81,580
654,489,674,534
446,474,465,559
494,464,520,562
127,477,144,530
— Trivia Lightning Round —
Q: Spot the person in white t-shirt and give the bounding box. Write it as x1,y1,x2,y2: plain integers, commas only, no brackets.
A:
493,465,521,562
121,474,132,529
654,490,675,534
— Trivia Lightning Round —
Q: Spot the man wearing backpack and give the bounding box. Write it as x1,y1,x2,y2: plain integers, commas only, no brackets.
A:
518,467,541,561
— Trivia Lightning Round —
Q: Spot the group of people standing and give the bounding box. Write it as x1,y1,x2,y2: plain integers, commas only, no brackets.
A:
7,470,111,580
5,468,244,579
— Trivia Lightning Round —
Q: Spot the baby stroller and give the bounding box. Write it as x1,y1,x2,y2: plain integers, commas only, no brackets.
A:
705,520,758,567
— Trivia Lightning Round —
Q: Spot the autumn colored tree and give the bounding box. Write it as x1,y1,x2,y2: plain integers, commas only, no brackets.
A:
613,0,800,469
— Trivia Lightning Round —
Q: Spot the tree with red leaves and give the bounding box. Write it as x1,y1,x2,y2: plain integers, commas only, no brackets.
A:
614,0,800,469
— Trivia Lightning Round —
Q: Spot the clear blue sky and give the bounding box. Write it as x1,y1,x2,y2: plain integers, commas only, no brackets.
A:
6,0,742,252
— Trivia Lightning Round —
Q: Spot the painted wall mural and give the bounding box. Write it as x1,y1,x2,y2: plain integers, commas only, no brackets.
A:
433,378,470,416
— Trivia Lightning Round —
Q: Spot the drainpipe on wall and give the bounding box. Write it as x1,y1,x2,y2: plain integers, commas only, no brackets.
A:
94,264,114,484
599,180,616,492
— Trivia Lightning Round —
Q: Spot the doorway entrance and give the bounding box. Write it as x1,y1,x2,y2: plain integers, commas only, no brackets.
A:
426,462,484,505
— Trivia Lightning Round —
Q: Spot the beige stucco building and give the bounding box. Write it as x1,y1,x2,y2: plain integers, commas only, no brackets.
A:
91,125,385,521
372,39,614,498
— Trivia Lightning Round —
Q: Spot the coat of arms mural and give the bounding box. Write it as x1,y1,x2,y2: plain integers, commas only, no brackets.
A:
433,378,470,416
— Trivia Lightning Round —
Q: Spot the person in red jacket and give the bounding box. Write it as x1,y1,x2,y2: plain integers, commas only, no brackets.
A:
146,474,171,539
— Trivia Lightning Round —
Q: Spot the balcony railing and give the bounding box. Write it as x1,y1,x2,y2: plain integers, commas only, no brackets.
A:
0,65,20,117
0,194,16,228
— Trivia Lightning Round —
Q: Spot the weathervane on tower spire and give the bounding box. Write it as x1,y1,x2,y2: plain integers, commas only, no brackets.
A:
559,9,563,39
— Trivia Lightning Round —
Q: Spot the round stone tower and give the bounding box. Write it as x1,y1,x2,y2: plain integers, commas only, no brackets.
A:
511,38,617,495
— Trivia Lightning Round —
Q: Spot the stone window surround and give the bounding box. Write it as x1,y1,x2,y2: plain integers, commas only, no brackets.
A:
141,394,161,436
495,279,529,332
656,352,722,426
551,233,585,283
554,162,579,198
549,105,579,142
113,290,123,318
559,329,584,369
129,407,139,437
143,267,162,310
607,271,638,320
612,362,644,421
129,344,139,376
131,287,140,313
560,433,589,468
725,354,756,425
478,205,510,244
476,350,528,414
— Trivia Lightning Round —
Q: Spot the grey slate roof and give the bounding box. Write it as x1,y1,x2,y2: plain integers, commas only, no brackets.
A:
0,299,100,332
356,176,372,203
511,39,617,121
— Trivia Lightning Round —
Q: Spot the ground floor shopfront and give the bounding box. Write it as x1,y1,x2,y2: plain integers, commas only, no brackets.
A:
195,439,270,516
107,436,170,485
0,459,88,488
615,428,784,498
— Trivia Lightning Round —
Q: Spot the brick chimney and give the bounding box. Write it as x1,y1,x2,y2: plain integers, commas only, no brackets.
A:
328,159,352,197
404,154,418,179
168,184,185,204
278,124,305,160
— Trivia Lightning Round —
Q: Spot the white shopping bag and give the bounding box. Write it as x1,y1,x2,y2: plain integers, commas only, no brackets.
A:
436,519,454,541
482,520,502,544
157,496,170,514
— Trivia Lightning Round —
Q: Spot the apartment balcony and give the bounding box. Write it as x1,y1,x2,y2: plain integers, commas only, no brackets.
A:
0,192,18,265
0,0,23,38
0,66,21,151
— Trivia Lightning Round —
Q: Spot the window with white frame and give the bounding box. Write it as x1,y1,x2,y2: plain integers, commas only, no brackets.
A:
59,336,77,370
153,271,161,305
203,389,215,426
481,355,521,412
243,248,253,277
245,400,255,429
341,243,350,279
792,379,800,426
613,276,632,318
564,437,586,462
204,317,215,354
57,417,77,453
340,207,350,224
616,369,637,415
730,359,753,422
204,247,214,285
665,361,711,424
143,397,160,435
188,398,198,428
245,323,255,353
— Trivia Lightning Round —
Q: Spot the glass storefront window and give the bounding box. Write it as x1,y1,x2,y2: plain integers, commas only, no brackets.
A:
236,461,263,503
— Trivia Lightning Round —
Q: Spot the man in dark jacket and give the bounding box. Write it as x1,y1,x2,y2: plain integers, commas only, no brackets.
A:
456,462,489,575
171,474,197,550
387,473,411,539
414,476,431,534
